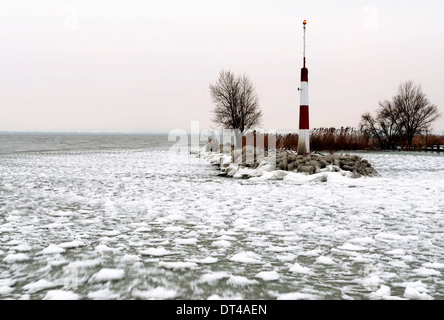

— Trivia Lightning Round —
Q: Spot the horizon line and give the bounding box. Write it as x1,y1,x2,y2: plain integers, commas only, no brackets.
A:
1,128,443,135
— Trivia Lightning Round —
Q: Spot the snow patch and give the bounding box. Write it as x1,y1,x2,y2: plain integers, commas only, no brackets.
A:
158,261,198,270
0,286,14,295
59,240,86,249
11,244,33,252
229,251,264,265
43,290,80,300
140,247,173,257
423,262,444,269
315,256,336,265
190,257,218,264
338,243,367,252
91,268,125,282
95,244,118,252
132,287,178,300
386,249,406,256
3,253,30,263
414,267,441,276
289,263,312,275
87,289,120,300
255,271,280,281
40,245,65,254
23,279,57,293
199,272,231,284
404,287,433,300
211,240,231,248
373,285,391,298
174,238,198,245
363,275,383,289
227,275,259,286
277,292,317,300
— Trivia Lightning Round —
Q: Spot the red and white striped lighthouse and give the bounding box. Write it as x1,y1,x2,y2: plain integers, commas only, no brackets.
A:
297,19,310,155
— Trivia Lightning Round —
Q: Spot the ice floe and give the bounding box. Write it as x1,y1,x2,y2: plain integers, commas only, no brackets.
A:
1,139,444,300
43,290,80,300
91,268,125,282
229,251,265,265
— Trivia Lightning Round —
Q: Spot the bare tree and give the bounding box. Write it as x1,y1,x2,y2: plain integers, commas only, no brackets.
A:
209,70,262,147
360,101,403,150
393,81,440,147
361,80,441,149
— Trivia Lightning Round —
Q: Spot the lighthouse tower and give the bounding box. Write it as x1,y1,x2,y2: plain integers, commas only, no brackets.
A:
297,20,310,155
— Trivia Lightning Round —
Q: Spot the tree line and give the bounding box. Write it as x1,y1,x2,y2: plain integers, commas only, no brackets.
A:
360,80,441,150
210,70,441,151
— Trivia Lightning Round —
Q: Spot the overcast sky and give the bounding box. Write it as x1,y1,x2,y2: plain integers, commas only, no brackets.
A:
1,0,443,133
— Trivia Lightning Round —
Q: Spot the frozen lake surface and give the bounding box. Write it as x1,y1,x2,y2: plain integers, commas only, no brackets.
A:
0,134,443,300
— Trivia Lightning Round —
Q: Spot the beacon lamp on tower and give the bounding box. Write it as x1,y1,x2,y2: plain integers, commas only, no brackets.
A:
297,19,310,155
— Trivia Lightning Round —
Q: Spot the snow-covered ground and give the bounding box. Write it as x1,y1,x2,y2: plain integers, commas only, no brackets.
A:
1,143,443,300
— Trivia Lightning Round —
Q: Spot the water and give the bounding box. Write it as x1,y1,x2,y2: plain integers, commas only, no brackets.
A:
0,134,443,300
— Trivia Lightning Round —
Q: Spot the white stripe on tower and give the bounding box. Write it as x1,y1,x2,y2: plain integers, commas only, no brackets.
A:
297,19,310,156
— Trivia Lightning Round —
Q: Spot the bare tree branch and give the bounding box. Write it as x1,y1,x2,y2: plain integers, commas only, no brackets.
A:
361,80,441,149
209,70,262,147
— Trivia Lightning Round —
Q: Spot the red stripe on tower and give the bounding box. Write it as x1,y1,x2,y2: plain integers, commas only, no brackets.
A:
297,19,310,155
299,105,310,129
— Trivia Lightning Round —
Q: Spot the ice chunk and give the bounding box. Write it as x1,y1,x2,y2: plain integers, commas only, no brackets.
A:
158,261,198,270
121,254,142,262
389,260,409,268
23,279,56,293
132,287,178,300
140,247,173,257
12,244,33,252
59,240,86,249
164,226,185,232
352,255,374,263
266,245,299,253
277,292,317,300
199,272,231,284
375,233,418,242
43,290,80,300
350,237,376,244
363,275,383,289
174,238,198,245
190,257,218,264
315,256,336,265
0,286,14,295
95,244,118,252
386,249,406,256
207,293,244,300
40,245,65,254
255,271,280,281
414,267,441,276
67,259,101,269
299,249,322,257
103,230,121,236
91,268,125,282
338,243,367,252
211,240,231,248
227,275,259,286
403,287,433,300
87,289,120,300
423,262,444,269
374,285,391,297
289,263,312,275
3,253,30,263
229,251,264,265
